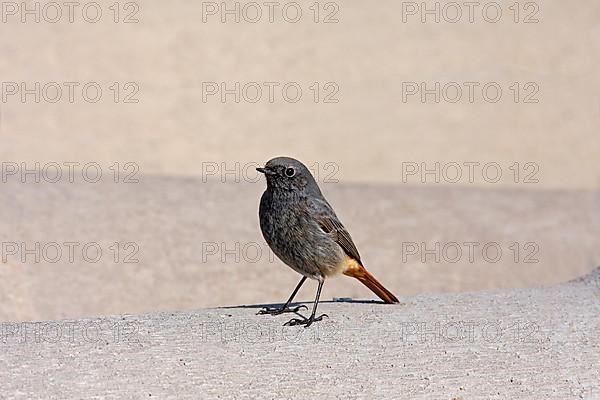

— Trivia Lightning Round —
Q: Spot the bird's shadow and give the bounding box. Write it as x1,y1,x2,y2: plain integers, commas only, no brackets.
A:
220,298,385,310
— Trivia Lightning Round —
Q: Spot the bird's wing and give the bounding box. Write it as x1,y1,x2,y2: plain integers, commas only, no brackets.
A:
309,197,362,263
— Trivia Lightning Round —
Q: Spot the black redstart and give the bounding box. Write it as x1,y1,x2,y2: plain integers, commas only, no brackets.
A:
257,156,399,327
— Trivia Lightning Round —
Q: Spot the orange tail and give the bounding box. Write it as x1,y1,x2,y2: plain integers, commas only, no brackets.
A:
343,257,399,304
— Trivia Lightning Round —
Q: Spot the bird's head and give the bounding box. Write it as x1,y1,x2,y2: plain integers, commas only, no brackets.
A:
257,156,321,195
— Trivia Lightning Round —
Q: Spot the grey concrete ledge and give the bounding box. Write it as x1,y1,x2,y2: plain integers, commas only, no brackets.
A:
1,267,599,400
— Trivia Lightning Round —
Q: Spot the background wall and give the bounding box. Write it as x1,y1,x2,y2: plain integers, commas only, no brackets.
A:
0,0,598,188
0,0,598,321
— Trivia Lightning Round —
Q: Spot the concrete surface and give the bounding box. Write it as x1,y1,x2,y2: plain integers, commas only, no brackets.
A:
1,177,599,322
1,267,599,399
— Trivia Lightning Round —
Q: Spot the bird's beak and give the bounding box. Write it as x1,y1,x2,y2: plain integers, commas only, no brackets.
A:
256,167,274,175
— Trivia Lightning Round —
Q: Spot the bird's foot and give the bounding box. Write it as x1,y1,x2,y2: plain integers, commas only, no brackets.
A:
256,304,307,316
283,313,328,328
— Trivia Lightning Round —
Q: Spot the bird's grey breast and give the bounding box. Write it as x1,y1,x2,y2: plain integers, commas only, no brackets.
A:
259,189,344,278
259,189,305,251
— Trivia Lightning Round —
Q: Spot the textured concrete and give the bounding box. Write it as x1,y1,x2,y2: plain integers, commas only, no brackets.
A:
1,268,599,399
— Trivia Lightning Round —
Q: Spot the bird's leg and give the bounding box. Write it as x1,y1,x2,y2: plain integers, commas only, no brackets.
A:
257,276,308,315
284,280,328,327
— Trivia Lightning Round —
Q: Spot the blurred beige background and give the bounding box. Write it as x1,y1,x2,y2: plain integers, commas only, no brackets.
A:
0,0,598,188
0,0,599,321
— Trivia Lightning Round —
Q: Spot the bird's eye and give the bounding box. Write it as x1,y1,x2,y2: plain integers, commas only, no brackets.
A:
284,167,296,177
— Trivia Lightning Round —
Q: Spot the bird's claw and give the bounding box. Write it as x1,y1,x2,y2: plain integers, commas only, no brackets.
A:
256,304,307,315
284,313,328,328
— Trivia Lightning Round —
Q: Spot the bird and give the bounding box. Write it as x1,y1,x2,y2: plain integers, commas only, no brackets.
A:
256,156,399,327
